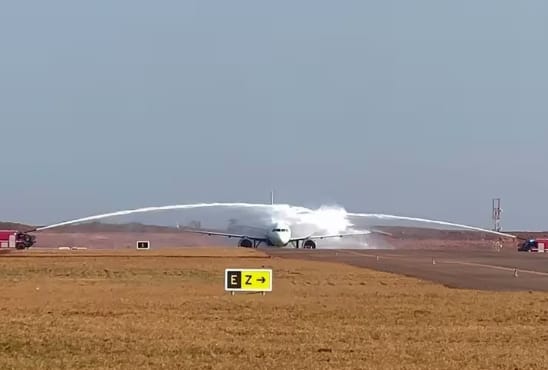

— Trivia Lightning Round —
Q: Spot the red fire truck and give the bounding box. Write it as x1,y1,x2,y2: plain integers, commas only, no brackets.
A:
517,238,548,252
0,230,36,249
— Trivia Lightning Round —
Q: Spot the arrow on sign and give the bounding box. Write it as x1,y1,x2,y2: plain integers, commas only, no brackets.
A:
257,277,266,284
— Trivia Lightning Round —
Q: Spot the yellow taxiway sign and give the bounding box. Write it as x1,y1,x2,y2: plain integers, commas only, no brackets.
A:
225,268,272,292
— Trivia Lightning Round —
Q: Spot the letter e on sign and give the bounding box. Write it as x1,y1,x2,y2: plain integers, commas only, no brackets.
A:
226,270,242,289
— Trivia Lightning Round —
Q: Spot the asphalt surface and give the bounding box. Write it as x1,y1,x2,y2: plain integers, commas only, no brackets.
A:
264,248,548,292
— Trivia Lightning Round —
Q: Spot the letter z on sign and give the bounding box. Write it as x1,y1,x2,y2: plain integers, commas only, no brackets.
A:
224,269,272,292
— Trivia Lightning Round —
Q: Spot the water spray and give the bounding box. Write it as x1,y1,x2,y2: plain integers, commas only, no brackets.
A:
347,212,517,239
35,202,517,241
36,203,283,231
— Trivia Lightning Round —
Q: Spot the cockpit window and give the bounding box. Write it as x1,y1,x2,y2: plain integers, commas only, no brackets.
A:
272,228,289,232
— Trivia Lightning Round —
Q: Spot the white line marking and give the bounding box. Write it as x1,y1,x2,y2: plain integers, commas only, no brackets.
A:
435,260,548,277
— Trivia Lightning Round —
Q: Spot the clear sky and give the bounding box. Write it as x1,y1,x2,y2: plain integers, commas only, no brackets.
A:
1,1,547,230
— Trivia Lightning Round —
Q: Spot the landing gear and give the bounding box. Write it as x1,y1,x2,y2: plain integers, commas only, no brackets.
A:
302,239,316,249
291,240,316,249
238,238,262,248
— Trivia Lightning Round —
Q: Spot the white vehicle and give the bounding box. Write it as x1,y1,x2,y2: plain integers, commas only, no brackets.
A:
183,193,391,249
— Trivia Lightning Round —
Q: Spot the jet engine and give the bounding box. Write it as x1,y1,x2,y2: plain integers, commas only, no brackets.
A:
238,238,253,248
302,239,316,249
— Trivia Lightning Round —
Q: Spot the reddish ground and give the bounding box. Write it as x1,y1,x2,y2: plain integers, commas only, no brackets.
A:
32,231,230,249
2,221,547,250
30,228,540,250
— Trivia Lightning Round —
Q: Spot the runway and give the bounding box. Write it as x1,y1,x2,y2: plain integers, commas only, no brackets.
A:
265,248,548,292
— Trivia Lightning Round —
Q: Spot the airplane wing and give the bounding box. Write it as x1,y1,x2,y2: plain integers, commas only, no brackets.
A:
290,229,392,241
180,227,267,241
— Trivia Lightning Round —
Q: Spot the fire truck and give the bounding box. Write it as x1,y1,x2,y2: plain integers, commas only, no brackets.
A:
0,230,36,250
517,238,548,252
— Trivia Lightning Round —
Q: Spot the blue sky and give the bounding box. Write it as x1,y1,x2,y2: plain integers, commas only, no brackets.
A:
1,1,547,230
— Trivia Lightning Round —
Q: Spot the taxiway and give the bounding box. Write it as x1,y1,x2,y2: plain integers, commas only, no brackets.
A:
265,248,548,292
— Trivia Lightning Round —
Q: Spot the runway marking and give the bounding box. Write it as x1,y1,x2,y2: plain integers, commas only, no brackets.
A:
336,250,374,257
336,250,410,259
439,260,548,277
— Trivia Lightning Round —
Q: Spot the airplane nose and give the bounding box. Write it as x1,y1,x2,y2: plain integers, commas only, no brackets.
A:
273,233,288,245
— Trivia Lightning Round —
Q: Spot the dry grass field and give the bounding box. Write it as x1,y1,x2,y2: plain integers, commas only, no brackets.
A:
1,247,547,369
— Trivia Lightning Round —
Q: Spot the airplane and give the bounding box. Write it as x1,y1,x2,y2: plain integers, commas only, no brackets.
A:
181,192,392,249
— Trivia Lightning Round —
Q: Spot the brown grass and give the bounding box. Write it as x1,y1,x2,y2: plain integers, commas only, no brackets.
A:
1,247,547,369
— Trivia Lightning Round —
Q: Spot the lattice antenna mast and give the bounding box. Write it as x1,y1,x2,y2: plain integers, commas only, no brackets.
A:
492,198,502,232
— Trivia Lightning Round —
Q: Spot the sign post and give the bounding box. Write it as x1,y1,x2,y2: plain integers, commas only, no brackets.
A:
225,268,272,296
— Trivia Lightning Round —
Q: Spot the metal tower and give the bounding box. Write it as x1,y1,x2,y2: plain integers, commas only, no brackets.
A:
492,198,502,232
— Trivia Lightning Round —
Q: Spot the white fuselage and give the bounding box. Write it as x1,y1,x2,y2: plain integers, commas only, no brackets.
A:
266,222,292,246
